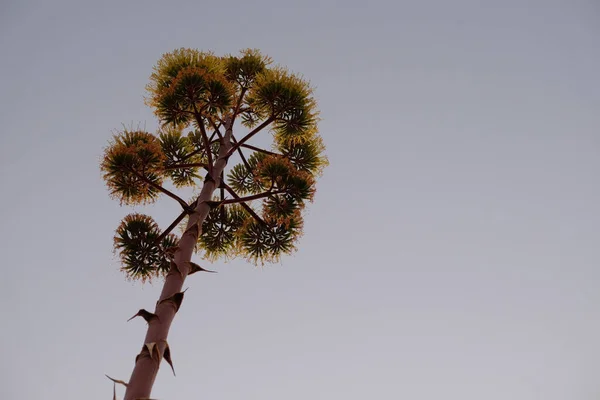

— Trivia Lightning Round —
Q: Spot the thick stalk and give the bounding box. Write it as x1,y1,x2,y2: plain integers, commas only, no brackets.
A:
123,118,234,400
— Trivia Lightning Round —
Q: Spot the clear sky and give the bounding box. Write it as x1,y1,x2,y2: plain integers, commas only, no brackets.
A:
1,0,599,399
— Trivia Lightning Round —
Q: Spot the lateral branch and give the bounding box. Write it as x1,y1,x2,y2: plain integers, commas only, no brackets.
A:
155,208,189,245
226,116,275,157
239,143,280,156
129,169,192,212
192,105,213,175
220,182,266,225
162,162,208,171
219,189,283,206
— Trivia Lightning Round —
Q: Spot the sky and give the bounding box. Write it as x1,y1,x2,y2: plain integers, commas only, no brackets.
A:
1,0,599,399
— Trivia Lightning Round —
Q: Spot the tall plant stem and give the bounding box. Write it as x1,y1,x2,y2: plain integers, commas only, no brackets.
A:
123,117,234,400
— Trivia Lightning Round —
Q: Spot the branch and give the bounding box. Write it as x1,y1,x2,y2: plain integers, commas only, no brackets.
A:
208,118,223,141
225,116,275,158
179,147,203,163
232,88,247,122
209,123,220,141
239,143,280,156
155,209,189,244
230,134,253,174
162,162,208,171
177,120,221,164
164,107,195,117
220,190,283,206
220,182,266,225
129,169,191,211
192,105,213,175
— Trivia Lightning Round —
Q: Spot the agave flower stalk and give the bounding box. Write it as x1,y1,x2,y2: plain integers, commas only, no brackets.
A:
100,48,327,399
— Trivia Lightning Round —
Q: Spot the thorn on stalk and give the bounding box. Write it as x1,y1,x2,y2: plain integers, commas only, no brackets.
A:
105,374,128,387
127,309,159,324
106,374,128,400
169,260,183,277
158,288,188,312
204,172,215,183
187,261,217,275
160,340,176,376
135,341,159,364
183,223,200,238
145,342,158,360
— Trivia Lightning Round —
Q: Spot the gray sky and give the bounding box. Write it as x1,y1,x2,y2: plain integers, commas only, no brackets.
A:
1,0,599,399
